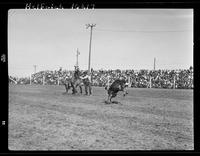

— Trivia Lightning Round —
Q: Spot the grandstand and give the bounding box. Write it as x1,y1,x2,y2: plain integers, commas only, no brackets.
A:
9,67,193,89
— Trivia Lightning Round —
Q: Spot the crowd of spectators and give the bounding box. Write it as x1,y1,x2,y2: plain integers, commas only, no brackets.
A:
9,66,193,89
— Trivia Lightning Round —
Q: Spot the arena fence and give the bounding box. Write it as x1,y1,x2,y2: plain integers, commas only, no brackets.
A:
9,68,193,89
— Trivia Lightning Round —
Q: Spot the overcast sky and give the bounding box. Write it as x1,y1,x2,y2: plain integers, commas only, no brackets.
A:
8,9,193,77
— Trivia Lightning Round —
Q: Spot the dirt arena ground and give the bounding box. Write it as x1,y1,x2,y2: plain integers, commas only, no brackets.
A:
8,84,193,150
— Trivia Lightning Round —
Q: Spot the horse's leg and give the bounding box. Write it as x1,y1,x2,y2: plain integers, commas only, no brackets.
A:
71,83,76,94
74,82,79,94
110,96,113,103
106,94,111,104
123,89,126,96
106,90,112,103
64,84,67,93
64,84,68,93
67,84,70,93
72,87,75,94
111,92,118,103
84,84,88,95
79,86,82,94
123,88,128,96
109,95,112,103
73,86,77,94
88,83,92,95
71,82,74,94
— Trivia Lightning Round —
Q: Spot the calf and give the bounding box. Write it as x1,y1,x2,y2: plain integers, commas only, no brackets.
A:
106,79,128,103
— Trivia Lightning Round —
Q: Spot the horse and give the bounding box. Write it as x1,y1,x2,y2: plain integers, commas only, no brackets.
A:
72,77,84,94
62,75,92,95
106,79,128,104
63,78,72,93
61,76,83,94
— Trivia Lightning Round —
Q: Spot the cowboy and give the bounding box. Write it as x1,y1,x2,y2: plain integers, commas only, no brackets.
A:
74,66,81,79
81,71,91,81
80,71,92,95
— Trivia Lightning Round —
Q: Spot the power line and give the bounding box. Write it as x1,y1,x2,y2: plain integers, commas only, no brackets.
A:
9,67,32,69
95,28,192,33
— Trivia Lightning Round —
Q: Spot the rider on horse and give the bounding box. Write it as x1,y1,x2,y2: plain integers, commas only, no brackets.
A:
74,66,81,79
71,66,83,94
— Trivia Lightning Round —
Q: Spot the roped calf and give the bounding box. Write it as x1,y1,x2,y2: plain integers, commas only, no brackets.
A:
106,79,128,103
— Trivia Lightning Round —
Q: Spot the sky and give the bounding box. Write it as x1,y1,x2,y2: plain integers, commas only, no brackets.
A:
8,9,193,77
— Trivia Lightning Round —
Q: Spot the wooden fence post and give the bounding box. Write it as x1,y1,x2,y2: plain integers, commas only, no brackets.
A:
57,76,59,85
149,76,152,88
107,75,110,89
30,74,32,85
128,76,131,87
43,75,45,85
173,75,176,89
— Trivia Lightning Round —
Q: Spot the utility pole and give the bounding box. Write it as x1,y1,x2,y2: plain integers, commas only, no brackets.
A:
76,48,80,68
86,23,96,74
153,58,156,70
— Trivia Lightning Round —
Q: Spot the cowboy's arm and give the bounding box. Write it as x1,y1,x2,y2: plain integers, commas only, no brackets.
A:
80,75,87,79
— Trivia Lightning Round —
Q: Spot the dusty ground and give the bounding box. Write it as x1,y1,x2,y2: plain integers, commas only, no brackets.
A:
8,84,193,150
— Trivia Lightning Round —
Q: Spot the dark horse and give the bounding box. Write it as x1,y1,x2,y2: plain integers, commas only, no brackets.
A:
62,76,83,94
72,77,84,94
62,71,91,95
106,79,128,103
